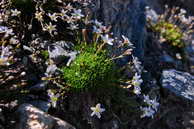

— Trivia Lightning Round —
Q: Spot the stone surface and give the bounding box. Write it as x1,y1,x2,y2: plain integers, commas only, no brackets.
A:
0,108,5,128
146,0,194,14
161,69,194,101
16,104,76,129
28,100,50,112
90,0,146,60
29,81,48,92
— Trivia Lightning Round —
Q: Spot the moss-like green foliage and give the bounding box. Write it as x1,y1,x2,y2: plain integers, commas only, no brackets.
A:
62,45,116,90
40,50,49,60
152,21,184,48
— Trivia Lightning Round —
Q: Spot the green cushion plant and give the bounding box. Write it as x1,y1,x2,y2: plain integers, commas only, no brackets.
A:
62,44,116,90
152,21,184,48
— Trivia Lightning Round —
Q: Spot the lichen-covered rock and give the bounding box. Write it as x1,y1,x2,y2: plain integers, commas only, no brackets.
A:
161,69,194,101
90,0,146,60
16,104,76,129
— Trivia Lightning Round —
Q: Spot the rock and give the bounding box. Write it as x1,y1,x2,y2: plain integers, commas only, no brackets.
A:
161,69,194,101
48,41,77,66
16,104,55,129
29,81,48,92
53,117,76,129
185,41,194,74
160,52,175,64
28,100,50,112
102,119,120,129
90,0,146,60
0,108,5,128
16,104,76,129
146,0,194,14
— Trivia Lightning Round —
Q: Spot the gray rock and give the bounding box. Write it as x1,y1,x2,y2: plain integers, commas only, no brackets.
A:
48,41,77,66
29,81,48,92
102,119,120,129
161,69,194,101
160,52,175,64
185,42,194,74
28,100,50,112
0,108,5,124
54,117,76,129
90,0,146,60
16,104,76,129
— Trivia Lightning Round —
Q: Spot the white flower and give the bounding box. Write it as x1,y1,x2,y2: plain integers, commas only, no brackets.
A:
48,13,58,22
44,22,56,35
48,90,60,108
143,95,150,103
149,98,160,111
72,9,84,20
0,26,14,38
65,3,73,11
132,56,142,73
122,35,129,44
60,9,68,19
93,19,103,28
143,95,160,111
67,23,79,30
132,73,143,87
121,35,134,47
0,46,11,66
101,34,114,45
140,106,155,118
133,85,141,95
143,95,160,112
11,9,21,16
66,16,75,24
91,103,105,119
35,11,44,21
93,26,102,34
180,9,186,14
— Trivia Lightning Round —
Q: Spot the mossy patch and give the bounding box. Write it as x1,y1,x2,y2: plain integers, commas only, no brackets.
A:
62,44,116,90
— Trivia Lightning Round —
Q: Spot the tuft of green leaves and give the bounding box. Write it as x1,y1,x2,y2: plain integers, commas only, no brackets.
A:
152,21,184,48
62,44,116,90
